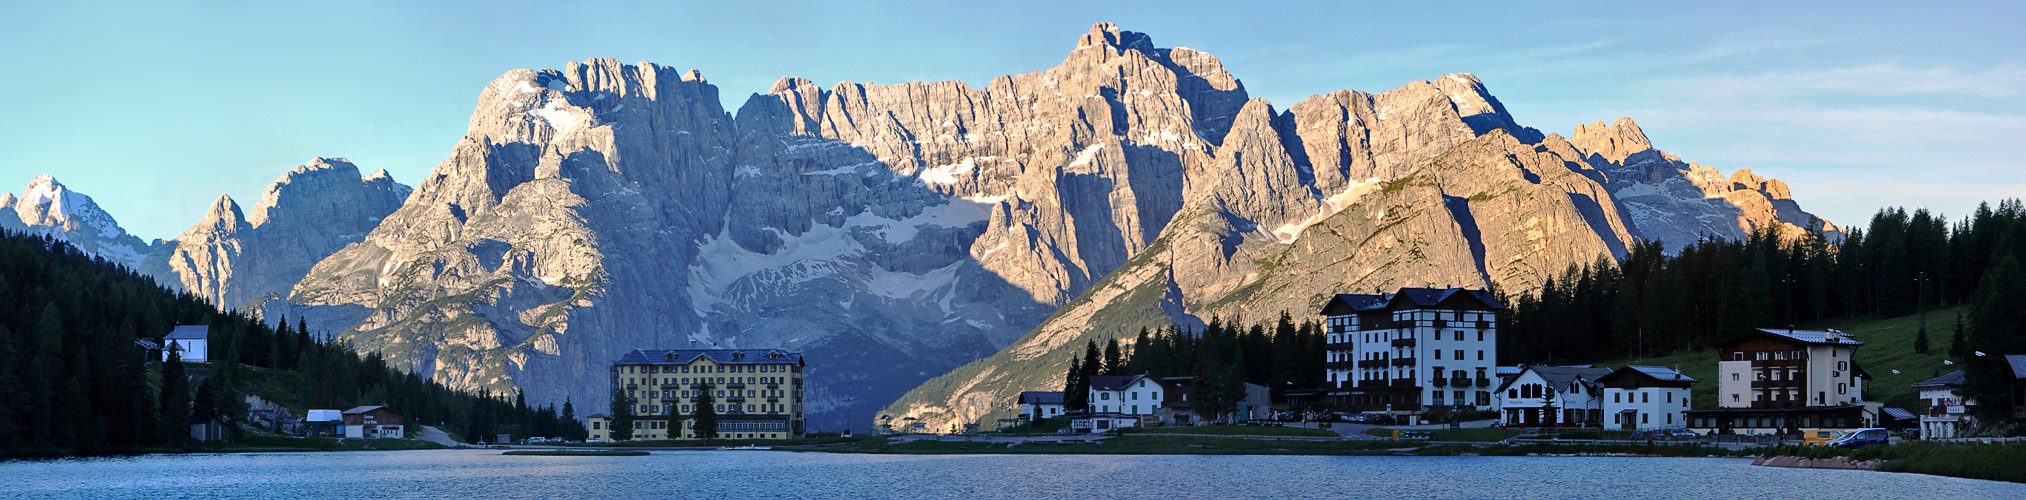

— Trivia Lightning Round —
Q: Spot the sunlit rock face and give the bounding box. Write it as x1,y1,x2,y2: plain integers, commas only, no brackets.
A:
62,23,1827,431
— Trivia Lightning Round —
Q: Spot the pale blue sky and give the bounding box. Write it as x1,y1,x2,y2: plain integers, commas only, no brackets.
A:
1,0,2020,240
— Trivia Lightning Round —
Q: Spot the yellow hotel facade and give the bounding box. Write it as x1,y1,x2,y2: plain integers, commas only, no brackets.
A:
586,348,806,441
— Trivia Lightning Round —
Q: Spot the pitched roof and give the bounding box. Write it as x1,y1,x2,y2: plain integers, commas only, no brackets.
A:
1088,375,1154,391
342,405,399,415
1881,407,1917,420
1596,365,1697,387
1018,391,1064,404
614,348,804,366
1497,365,1613,393
586,413,610,419
164,325,209,340
2007,355,2026,379
1911,370,1965,388
1711,328,1867,348
1319,288,1504,315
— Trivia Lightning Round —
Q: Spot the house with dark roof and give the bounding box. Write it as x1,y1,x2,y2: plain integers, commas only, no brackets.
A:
342,406,406,439
1017,391,1065,421
1912,370,1973,439
1493,365,1612,427
1305,287,1504,423
162,325,209,363
1687,328,1877,436
606,348,806,441
2007,355,2026,419
1596,366,1696,431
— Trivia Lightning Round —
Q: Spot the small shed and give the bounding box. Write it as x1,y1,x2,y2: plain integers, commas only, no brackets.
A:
163,325,209,363
305,409,344,437
342,406,407,439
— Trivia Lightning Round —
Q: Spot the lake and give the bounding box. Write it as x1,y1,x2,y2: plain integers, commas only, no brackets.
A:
4,449,2023,499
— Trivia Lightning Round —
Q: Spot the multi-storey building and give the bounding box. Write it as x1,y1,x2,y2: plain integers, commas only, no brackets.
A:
1315,287,1503,418
591,348,806,441
1688,328,1876,435
1597,366,1695,431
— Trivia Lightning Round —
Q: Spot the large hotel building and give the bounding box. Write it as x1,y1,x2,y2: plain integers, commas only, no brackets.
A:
588,348,806,441
1311,287,1503,415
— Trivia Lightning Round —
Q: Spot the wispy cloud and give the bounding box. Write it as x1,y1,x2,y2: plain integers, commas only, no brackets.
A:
1669,63,2026,98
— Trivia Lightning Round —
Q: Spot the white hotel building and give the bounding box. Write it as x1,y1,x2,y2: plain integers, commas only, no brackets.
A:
1317,288,1503,414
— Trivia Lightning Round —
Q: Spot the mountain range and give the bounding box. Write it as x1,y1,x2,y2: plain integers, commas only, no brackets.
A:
2,23,1835,431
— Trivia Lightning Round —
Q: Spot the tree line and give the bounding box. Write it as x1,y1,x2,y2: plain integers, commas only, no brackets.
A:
1501,200,2026,366
0,230,583,457
1062,312,1326,421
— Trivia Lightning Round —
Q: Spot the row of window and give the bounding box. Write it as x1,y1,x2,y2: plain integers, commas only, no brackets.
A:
1429,390,1492,406
634,388,788,400
620,363,795,374
622,375,792,386
1096,404,1158,414
635,403,788,414
1096,391,1160,401
1613,411,1675,425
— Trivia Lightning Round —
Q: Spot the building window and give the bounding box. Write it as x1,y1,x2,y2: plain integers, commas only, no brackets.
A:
1132,392,1139,400
1642,392,1649,403
1454,350,1463,360
1436,350,1443,360
1642,413,1649,424
1477,351,1484,360
1838,383,1847,395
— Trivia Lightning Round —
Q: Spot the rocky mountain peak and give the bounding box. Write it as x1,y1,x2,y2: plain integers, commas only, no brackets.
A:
1570,117,1654,163
187,194,249,237
0,191,16,210
1076,22,1155,54
1728,168,1793,200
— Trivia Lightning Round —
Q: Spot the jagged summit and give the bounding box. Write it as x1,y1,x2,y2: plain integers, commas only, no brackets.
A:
5,174,153,267
1076,22,1156,53
1570,117,1655,163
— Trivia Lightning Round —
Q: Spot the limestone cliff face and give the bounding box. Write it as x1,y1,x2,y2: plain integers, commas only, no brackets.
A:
132,158,411,311
114,22,1837,432
1567,117,1838,247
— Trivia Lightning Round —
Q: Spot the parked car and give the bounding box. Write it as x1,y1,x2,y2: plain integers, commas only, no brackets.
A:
1825,428,1890,449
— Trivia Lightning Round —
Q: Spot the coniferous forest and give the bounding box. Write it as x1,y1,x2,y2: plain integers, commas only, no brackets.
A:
0,231,585,457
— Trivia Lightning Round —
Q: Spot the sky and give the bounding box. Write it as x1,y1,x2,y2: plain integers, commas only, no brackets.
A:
0,0,2020,240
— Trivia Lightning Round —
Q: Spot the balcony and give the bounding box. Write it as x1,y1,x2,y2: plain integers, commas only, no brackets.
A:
1326,361,1355,371
727,381,746,389
1359,359,1390,369
1392,378,1418,388
626,383,638,389
1431,377,1448,387
660,382,678,389
1391,338,1416,348
727,395,747,402
690,382,710,389
1450,377,1471,387
1476,377,1493,388
768,383,779,389
1391,357,1416,367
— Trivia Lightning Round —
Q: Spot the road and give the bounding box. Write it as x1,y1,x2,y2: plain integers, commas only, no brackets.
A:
417,426,461,447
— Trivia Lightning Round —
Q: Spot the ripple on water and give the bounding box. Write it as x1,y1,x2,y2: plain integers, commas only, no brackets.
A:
2,450,2022,499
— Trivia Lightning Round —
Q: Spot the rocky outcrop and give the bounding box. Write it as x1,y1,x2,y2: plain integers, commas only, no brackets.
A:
133,158,411,311
3,175,156,267
1568,118,1838,248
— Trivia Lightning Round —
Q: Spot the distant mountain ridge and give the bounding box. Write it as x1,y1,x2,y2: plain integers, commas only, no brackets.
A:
4,23,1836,432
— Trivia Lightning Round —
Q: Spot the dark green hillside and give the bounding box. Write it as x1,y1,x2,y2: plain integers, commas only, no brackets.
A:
0,231,583,458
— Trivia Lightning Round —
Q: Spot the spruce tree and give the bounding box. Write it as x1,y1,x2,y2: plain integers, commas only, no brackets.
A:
561,398,584,441
1915,323,1931,354
1949,312,1967,358
608,385,635,441
694,385,718,443
1103,338,1122,376
160,349,191,446
1961,257,2026,418
1063,355,1086,413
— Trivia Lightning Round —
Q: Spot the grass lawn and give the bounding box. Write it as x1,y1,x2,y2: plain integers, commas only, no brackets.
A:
1364,427,1521,442
196,435,446,452
1122,425,1336,437
1588,306,1966,410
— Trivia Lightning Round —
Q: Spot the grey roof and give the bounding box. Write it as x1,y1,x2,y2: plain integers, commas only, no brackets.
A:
2008,355,2026,379
1912,370,1966,388
1018,391,1064,404
1320,287,1505,315
1498,365,1613,393
586,413,610,419
1881,407,1918,420
164,325,209,340
614,348,804,366
1089,375,1153,391
1628,366,1697,383
342,405,397,415
1722,328,1868,347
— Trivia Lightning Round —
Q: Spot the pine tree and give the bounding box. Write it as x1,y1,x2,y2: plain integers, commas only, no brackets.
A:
694,385,718,443
1961,257,2026,418
561,398,584,441
1103,338,1122,376
1915,322,1931,354
608,385,634,441
160,348,191,446
1949,312,1967,358
1062,355,1086,413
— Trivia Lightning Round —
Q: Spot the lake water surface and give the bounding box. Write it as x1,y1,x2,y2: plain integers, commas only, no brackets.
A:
4,449,2023,499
